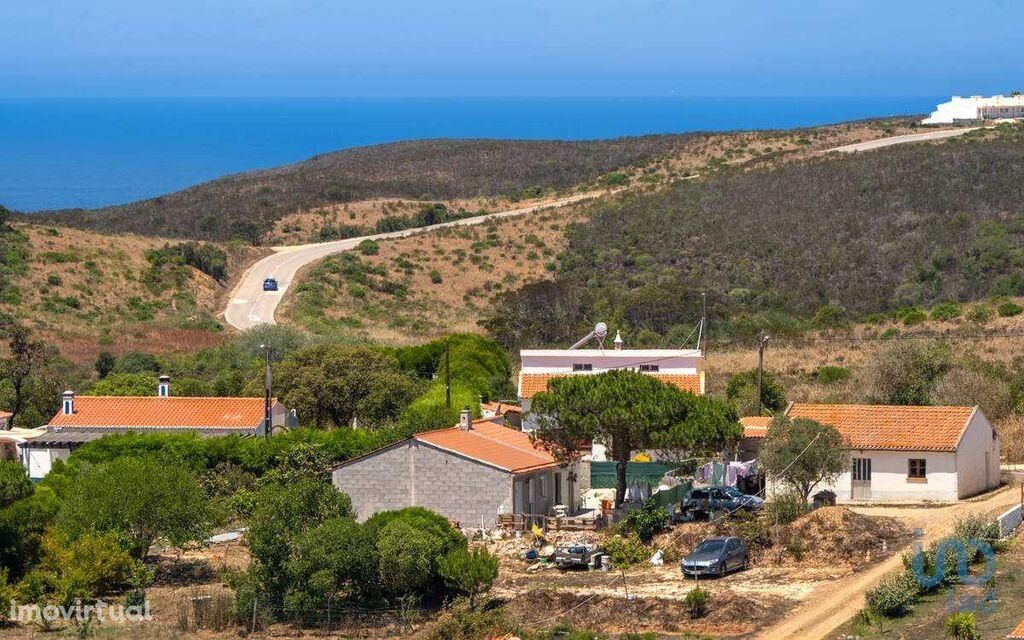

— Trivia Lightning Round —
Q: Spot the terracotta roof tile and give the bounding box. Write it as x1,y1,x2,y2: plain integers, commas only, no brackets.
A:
519,372,703,399
739,416,772,438
415,418,560,473
48,396,272,430
1009,619,1024,640
785,403,975,452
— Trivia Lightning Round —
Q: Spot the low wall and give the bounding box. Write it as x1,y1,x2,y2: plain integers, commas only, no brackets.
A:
998,503,1023,538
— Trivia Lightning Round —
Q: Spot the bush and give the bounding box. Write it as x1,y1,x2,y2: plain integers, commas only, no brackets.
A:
945,611,980,640
429,269,443,284
601,172,630,187
812,365,852,385
812,305,847,328
897,306,927,326
438,547,499,607
0,460,33,508
366,507,466,598
764,493,808,525
603,534,649,568
966,305,992,324
866,571,918,617
726,369,787,414
930,302,962,321
626,499,668,544
684,586,709,619
357,239,379,255
997,300,1023,317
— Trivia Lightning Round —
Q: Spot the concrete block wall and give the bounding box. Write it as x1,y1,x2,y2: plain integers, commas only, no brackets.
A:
332,442,413,521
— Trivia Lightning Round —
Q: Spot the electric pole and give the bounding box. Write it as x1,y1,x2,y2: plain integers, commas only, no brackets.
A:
444,340,451,410
262,343,272,439
756,330,770,415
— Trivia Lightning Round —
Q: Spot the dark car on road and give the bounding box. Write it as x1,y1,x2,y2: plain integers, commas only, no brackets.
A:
262,277,279,291
681,536,749,577
682,487,764,519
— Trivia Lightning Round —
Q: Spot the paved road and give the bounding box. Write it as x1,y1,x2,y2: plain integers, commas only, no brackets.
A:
223,192,606,330
755,485,1021,640
826,126,985,153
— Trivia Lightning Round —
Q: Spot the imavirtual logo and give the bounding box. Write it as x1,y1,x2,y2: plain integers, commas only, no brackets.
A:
910,537,997,613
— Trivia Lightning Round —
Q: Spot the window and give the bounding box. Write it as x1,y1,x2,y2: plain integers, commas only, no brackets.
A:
639,364,660,372
908,459,927,480
572,363,593,371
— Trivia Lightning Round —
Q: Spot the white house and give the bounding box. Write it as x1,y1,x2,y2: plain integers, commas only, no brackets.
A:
922,94,1024,124
22,377,287,479
768,403,1001,503
331,410,590,528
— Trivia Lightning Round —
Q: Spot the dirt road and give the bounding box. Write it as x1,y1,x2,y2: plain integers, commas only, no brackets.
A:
222,191,606,330
755,486,1021,640
826,126,985,153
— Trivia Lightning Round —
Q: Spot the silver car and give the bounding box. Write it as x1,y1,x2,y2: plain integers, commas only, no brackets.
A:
681,536,749,578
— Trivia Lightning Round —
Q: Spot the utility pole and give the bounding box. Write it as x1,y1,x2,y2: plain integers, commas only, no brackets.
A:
756,330,770,416
261,344,272,439
697,291,707,352
444,340,451,410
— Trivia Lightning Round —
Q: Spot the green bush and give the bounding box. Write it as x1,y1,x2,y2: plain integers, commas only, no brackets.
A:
897,306,927,326
930,302,962,321
997,300,1023,317
966,305,992,324
429,269,443,284
812,304,847,328
0,460,33,508
438,547,499,607
944,611,980,640
866,571,918,617
357,239,380,255
764,493,809,525
601,172,630,187
625,499,668,544
603,534,649,568
684,585,709,619
812,365,852,385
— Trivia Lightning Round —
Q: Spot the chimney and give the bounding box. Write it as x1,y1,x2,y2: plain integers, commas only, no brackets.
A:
459,407,473,430
613,330,623,350
158,375,170,397
62,390,75,415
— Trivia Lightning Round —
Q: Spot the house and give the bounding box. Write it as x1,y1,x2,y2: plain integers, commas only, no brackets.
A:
22,376,287,479
0,411,47,469
517,325,705,462
737,416,771,460
768,403,1001,503
331,409,590,528
922,94,1024,124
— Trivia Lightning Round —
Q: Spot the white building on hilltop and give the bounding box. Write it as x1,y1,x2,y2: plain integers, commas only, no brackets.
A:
922,94,1024,125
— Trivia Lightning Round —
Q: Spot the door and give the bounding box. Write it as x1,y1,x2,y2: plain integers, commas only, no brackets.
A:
852,458,872,500
725,539,741,569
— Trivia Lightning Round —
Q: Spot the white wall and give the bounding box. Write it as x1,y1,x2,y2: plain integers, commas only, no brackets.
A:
955,410,1001,499
26,447,71,480
769,450,960,502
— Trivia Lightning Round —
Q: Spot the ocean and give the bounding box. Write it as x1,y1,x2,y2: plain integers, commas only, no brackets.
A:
0,97,939,212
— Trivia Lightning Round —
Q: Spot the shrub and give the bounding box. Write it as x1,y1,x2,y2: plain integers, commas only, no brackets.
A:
944,611,980,640
897,306,927,326
966,305,992,324
626,499,668,544
429,269,443,284
930,302,962,321
603,534,649,568
684,586,709,619
357,239,380,255
812,365,852,385
812,304,847,328
726,369,787,414
0,460,33,508
601,172,630,187
865,571,918,617
438,547,499,607
997,300,1023,317
764,492,808,525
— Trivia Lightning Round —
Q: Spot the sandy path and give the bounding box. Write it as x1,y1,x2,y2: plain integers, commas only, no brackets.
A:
755,486,1021,640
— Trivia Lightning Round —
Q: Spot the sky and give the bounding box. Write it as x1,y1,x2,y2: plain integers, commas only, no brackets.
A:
1,0,1022,97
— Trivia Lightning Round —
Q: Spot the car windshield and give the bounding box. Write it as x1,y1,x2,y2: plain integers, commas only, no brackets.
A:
722,487,745,497
694,540,726,554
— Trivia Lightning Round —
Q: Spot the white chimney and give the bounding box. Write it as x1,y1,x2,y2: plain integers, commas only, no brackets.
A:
613,330,623,350
158,375,170,397
62,390,75,415
459,407,473,430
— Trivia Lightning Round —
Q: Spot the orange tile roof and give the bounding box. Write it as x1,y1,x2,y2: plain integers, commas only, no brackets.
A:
519,372,702,399
739,416,772,438
1009,619,1024,640
481,402,522,415
785,403,975,452
48,396,273,430
415,418,560,474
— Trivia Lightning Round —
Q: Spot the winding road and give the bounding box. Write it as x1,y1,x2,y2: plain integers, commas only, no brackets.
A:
223,125,984,331
223,192,605,330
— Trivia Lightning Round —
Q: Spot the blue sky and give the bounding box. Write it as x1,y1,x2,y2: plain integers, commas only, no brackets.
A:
1,0,1021,97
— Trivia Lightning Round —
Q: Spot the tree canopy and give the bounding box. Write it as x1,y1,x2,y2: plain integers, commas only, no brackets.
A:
531,370,741,506
759,416,849,502
726,368,788,416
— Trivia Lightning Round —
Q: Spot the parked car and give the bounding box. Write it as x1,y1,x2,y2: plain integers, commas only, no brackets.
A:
681,536,749,577
262,277,279,291
682,486,764,519
553,543,604,570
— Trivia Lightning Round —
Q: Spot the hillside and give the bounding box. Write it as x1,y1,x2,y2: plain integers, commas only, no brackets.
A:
0,220,254,364
25,118,915,242
485,123,1024,348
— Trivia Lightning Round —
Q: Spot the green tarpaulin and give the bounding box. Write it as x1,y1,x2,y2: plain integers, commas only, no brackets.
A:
590,461,672,489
